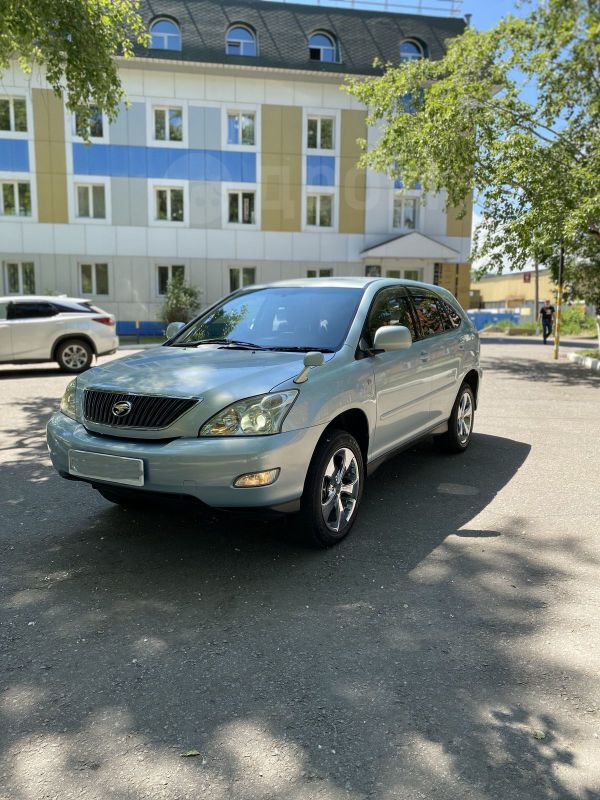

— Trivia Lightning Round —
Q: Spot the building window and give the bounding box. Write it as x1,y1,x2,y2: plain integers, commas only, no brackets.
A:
228,191,255,225
76,184,106,219
399,39,426,62
393,195,418,230
75,107,104,139
307,116,334,151
1,181,31,217
404,269,422,281
154,106,183,142
227,112,255,146
226,25,257,56
307,269,333,278
80,263,109,296
433,263,442,285
4,262,35,294
229,267,256,292
0,97,27,132
157,264,185,295
149,18,182,51
306,193,333,228
308,32,338,63
155,187,184,222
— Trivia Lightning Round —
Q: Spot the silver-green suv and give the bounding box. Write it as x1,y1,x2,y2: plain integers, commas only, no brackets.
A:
47,278,481,547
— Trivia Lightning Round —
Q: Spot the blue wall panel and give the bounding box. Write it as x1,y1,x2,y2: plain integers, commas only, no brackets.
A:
0,139,30,172
72,143,256,182
306,155,335,187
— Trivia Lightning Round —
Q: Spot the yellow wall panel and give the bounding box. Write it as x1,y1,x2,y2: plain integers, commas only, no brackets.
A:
261,105,301,232
339,110,366,234
32,89,68,223
446,194,473,238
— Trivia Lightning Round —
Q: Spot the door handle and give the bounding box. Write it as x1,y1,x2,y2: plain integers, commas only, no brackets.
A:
420,351,430,362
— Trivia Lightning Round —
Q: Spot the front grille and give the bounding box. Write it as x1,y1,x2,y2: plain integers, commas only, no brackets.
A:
83,389,197,429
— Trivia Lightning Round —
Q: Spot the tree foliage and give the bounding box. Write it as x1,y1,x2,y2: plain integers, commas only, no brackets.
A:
0,0,148,129
345,0,600,273
159,277,202,327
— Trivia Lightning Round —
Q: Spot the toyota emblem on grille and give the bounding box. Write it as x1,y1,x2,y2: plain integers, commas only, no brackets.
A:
111,400,132,418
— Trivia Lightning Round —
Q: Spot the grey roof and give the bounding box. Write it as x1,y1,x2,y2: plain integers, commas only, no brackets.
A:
138,0,465,75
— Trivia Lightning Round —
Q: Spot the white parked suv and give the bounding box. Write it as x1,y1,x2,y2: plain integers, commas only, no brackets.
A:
0,296,118,372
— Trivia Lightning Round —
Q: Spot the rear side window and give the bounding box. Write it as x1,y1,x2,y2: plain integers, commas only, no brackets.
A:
365,287,417,346
437,298,462,330
408,289,445,338
52,302,93,314
7,302,59,320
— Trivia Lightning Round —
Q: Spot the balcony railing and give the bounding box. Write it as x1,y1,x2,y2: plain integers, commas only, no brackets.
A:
259,0,463,18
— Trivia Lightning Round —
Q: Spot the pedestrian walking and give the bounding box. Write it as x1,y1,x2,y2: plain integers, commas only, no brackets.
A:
539,299,555,344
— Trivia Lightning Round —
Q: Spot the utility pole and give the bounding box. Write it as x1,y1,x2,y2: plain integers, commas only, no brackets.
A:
553,241,564,360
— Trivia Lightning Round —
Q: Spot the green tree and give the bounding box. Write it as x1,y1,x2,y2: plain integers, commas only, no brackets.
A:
0,0,148,130
345,0,600,274
159,277,201,328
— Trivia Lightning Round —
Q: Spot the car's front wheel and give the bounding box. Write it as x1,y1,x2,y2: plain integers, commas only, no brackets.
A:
56,339,94,373
435,383,475,453
298,429,364,548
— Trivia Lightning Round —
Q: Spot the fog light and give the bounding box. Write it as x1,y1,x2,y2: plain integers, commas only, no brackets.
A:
234,469,280,488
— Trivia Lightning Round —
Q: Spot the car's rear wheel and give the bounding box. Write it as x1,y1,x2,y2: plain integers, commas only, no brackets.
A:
435,383,475,453
297,429,364,548
56,339,93,373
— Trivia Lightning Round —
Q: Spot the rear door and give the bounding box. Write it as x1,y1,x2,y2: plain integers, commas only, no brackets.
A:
8,301,60,360
367,286,434,459
407,288,462,423
0,302,12,361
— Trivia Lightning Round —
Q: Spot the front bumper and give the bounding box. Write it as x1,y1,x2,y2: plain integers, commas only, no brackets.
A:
46,413,326,510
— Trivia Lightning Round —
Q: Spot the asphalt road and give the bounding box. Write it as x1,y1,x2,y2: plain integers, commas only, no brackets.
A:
1,337,599,800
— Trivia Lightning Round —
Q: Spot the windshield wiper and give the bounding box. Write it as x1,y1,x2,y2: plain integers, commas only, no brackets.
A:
263,346,334,353
170,338,267,350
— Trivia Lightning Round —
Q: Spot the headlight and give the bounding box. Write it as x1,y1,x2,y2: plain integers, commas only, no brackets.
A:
199,391,298,437
60,378,78,420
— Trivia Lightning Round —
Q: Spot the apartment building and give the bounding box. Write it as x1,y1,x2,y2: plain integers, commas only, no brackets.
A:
0,0,472,327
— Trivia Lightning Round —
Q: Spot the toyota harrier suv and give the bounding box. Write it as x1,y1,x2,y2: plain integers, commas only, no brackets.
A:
0,296,118,372
47,278,481,547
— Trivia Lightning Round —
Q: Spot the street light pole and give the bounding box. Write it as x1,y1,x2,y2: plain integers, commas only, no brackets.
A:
553,241,564,360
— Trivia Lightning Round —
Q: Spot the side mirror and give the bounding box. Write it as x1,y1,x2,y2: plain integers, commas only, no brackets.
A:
294,351,325,384
303,351,325,368
165,321,185,339
373,325,412,352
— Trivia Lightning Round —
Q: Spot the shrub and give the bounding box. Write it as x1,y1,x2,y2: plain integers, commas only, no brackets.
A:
158,276,201,327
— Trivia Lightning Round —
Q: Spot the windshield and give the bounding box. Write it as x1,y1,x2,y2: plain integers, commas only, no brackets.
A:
170,286,364,352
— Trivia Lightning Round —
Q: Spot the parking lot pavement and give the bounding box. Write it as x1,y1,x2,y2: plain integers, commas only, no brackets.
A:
1,340,599,800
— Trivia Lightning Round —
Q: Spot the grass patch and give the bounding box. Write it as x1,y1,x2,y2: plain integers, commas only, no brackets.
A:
577,349,599,359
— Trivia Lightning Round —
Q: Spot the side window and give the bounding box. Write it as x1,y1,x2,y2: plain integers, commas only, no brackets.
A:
0,303,7,320
408,289,445,338
365,287,416,346
437,298,462,330
8,302,58,320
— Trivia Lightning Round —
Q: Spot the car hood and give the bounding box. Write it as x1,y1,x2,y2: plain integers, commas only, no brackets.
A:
80,345,316,400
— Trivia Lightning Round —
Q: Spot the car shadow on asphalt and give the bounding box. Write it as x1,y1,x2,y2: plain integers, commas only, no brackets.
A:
2,396,600,799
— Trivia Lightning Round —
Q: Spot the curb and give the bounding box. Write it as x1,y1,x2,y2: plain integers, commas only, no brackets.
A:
118,344,161,351
567,352,600,372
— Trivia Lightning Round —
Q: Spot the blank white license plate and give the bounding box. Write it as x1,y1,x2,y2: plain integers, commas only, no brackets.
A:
68,450,144,487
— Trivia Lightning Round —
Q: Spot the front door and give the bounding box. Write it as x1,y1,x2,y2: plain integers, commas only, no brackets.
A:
366,286,434,460
0,302,12,361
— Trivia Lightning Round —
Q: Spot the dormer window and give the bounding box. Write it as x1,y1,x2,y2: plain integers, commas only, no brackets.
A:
226,25,257,57
399,39,426,62
308,32,339,63
150,18,182,51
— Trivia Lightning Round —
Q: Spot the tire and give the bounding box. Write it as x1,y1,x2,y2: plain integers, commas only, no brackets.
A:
56,339,94,373
297,429,364,548
435,383,475,454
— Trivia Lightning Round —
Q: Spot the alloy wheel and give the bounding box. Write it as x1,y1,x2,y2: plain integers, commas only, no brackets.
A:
61,344,89,370
320,447,360,533
456,390,473,444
